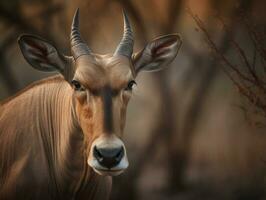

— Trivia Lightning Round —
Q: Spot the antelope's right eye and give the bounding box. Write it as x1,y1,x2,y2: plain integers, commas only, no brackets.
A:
71,80,84,91
125,80,137,91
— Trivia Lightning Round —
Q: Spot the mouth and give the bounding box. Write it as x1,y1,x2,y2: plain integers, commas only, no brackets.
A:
88,158,129,176
95,168,122,172
93,167,125,176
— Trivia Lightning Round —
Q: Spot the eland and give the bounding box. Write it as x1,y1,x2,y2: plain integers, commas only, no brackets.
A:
0,8,182,200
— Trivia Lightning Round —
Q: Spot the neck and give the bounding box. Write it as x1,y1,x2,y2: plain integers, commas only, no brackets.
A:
34,76,89,195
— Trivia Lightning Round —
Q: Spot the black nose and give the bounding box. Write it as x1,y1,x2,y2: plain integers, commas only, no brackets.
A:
93,146,124,169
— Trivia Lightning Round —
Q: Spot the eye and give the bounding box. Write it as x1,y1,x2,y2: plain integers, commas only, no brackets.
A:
71,80,84,91
125,80,136,91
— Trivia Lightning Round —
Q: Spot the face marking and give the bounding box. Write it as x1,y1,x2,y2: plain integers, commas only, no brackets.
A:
102,86,113,133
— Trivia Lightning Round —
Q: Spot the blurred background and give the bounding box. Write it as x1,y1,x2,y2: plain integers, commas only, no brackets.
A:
1,0,266,199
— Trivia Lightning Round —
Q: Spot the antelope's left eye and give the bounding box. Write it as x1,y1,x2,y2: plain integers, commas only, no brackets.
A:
125,80,136,91
71,80,84,91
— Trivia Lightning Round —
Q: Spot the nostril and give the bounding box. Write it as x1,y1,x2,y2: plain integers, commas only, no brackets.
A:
93,146,124,169
115,147,124,162
93,146,103,162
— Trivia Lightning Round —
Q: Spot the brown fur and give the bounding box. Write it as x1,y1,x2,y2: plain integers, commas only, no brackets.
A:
0,75,112,200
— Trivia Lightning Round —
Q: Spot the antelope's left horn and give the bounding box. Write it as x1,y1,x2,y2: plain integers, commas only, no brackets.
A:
70,8,92,59
114,11,134,58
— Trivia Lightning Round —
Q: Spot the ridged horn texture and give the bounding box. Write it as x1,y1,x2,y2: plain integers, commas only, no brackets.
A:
114,11,134,58
70,8,91,60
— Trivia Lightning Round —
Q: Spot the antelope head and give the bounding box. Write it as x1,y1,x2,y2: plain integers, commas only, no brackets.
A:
18,9,182,176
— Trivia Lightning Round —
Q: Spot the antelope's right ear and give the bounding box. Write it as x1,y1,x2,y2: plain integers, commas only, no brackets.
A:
132,34,182,74
18,34,73,78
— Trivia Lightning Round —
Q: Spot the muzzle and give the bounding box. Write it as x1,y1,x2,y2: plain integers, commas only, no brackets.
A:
88,135,129,176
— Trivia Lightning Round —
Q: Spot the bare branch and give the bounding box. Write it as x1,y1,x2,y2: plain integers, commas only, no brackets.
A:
188,5,266,122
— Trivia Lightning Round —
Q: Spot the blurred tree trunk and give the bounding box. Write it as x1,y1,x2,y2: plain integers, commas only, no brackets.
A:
0,51,18,94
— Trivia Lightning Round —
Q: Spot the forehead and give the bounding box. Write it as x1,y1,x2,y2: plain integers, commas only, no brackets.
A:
74,54,134,89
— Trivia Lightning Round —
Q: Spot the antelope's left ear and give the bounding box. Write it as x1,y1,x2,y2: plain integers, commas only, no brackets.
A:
132,34,182,74
18,34,74,81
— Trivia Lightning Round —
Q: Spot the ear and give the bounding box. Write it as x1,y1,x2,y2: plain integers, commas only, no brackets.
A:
132,34,182,74
18,34,72,76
